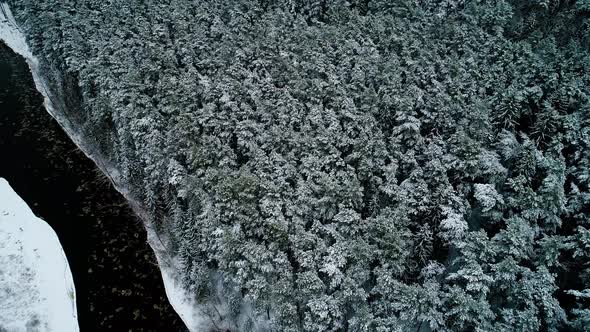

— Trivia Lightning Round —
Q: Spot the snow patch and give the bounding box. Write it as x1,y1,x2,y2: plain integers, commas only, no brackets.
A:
157,256,204,330
0,178,79,332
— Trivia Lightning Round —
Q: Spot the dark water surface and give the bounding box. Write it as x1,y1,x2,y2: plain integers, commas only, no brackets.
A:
0,43,187,331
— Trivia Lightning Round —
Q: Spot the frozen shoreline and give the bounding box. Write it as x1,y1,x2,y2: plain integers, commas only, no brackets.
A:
0,178,79,332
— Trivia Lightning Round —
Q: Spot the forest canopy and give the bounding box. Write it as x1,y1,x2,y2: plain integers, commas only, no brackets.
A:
7,0,590,330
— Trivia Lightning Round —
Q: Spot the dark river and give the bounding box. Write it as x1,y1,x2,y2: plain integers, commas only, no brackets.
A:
0,42,187,331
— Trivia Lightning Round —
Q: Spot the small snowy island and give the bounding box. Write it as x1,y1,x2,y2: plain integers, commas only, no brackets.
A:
0,178,78,332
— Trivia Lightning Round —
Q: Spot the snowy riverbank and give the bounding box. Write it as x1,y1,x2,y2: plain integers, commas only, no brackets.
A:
0,178,79,332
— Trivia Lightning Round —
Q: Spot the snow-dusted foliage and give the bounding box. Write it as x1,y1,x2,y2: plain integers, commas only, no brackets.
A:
439,207,468,242
473,184,503,212
2,0,590,330
0,178,78,332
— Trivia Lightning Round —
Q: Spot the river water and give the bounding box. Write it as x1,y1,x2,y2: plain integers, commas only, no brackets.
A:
0,42,187,331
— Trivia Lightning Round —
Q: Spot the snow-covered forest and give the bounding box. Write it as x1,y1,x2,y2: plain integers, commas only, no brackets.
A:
3,0,590,330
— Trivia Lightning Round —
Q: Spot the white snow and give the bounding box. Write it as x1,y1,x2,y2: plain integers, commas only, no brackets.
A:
140,207,209,331
0,178,79,332
156,256,204,330
155,261,271,331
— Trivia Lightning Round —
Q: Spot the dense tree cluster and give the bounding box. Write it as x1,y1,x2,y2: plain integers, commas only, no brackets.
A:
7,0,590,330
